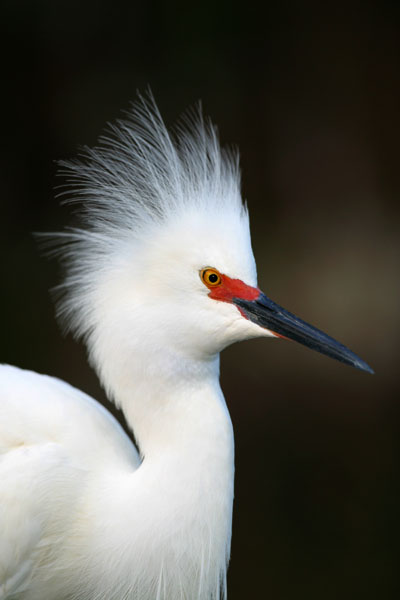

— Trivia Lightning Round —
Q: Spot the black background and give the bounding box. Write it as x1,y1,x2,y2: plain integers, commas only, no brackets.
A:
1,1,399,598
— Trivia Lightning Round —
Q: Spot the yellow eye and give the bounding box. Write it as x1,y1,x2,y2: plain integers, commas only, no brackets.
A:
200,268,222,287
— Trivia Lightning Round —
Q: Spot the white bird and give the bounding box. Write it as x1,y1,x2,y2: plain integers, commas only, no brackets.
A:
0,94,373,600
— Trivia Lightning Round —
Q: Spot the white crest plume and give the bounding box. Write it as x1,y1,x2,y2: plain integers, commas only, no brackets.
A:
52,92,248,345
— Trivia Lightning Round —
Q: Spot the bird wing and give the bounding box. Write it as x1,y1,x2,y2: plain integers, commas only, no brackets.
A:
0,365,140,597
0,440,84,597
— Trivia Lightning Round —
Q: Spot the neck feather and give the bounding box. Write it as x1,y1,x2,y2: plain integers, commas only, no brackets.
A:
89,344,234,599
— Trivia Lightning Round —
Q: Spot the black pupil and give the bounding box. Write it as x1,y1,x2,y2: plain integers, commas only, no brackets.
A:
208,273,218,283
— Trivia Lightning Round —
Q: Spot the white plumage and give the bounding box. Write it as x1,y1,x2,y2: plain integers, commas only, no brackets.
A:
0,93,372,600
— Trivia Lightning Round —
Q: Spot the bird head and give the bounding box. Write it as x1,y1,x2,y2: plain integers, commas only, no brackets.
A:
52,93,372,393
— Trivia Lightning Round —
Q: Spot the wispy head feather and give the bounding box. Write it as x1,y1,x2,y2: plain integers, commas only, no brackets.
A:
48,92,249,344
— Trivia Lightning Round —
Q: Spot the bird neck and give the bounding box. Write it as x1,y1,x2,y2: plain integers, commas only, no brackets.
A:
107,349,231,459
99,349,234,599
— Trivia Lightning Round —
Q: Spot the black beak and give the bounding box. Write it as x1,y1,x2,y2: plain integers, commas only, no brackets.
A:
234,293,373,374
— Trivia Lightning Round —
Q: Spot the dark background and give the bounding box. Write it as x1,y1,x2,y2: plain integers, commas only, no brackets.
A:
1,1,399,598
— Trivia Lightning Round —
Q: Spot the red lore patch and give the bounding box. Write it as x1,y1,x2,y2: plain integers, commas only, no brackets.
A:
208,273,260,303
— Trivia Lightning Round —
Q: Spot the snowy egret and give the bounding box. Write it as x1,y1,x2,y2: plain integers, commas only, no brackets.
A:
0,94,373,600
